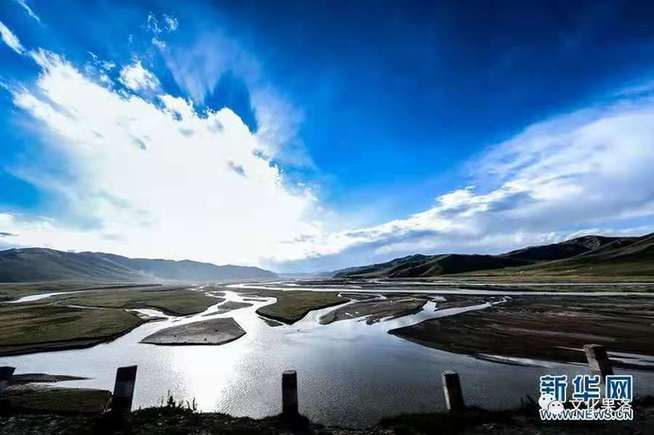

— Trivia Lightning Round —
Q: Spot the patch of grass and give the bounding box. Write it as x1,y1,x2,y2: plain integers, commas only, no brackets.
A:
159,391,198,412
0,304,145,355
0,286,223,355
3,398,654,434
55,286,222,316
4,385,111,415
0,282,90,301
0,282,164,302
448,271,654,284
379,407,515,435
252,290,348,324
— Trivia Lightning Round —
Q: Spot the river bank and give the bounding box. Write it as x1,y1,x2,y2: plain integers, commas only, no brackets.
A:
3,281,654,426
2,397,654,434
389,295,654,367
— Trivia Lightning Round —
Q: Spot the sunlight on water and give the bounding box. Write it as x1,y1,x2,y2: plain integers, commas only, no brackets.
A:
4,287,654,428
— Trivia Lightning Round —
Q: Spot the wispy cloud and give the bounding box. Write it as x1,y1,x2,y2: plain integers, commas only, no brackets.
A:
146,12,178,50
0,20,25,54
156,28,313,169
119,60,160,92
146,12,178,34
160,32,251,104
163,15,178,32
275,95,654,270
13,0,41,23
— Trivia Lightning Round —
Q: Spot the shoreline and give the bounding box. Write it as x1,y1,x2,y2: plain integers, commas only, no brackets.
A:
0,319,149,357
2,397,654,434
389,295,654,367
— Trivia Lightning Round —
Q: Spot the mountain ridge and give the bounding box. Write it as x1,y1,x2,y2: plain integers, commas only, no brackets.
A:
0,248,277,283
333,233,653,278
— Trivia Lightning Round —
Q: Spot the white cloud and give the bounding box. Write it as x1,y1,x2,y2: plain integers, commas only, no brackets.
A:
275,95,654,271
160,31,313,168
163,15,179,32
7,49,654,271
13,0,41,23
5,21,654,272
160,32,249,104
152,37,166,49
119,60,160,91
252,87,314,168
146,12,178,34
0,20,25,54
146,13,161,34
5,50,321,266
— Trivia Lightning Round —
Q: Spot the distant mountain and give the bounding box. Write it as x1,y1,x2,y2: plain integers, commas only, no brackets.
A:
514,233,654,277
333,253,530,278
0,248,277,283
500,235,637,262
333,234,648,278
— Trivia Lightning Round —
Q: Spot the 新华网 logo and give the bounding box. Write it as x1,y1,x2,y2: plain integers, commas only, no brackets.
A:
538,374,633,421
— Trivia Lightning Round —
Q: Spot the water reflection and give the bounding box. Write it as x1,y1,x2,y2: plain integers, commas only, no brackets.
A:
3,290,654,428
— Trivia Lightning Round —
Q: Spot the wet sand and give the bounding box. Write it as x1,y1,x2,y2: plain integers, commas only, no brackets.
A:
319,296,428,324
389,295,654,366
140,317,246,345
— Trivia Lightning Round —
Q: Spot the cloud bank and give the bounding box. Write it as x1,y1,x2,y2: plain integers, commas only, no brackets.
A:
276,95,654,271
3,11,654,272
3,50,320,266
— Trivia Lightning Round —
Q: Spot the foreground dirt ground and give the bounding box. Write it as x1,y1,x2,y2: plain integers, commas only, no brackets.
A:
2,398,653,435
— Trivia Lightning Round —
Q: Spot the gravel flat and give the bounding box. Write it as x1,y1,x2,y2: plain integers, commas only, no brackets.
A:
140,317,246,345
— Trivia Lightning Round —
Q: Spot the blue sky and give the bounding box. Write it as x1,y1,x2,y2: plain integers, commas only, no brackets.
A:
2,0,654,271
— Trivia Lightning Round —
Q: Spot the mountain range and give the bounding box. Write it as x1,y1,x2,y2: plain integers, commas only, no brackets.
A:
334,233,654,278
3,232,653,283
0,248,277,283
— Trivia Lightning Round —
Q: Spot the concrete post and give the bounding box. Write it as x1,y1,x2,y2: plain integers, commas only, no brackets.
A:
282,370,298,419
442,370,464,412
0,367,14,394
111,365,137,416
0,367,15,415
584,344,613,378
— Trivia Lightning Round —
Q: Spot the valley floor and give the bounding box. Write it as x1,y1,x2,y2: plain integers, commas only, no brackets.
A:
389,294,654,366
3,278,654,429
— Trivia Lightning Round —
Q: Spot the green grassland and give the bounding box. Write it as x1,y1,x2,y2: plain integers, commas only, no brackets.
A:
3,385,112,415
0,285,224,356
0,282,163,302
0,282,96,302
0,304,145,356
52,286,222,316
250,290,348,323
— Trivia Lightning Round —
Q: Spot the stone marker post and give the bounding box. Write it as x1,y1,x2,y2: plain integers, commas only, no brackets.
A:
0,366,15,414
0,367,14,394
442,370,465,412
111,365,137,416
282,370,298,419
584,344,613,378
